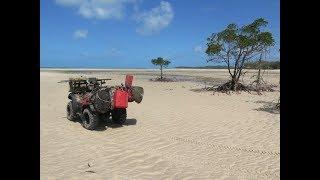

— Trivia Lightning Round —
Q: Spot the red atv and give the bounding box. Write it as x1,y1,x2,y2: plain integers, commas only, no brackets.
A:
63,75,144,130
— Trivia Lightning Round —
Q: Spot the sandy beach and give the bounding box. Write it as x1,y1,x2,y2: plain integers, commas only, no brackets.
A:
40,69,280,179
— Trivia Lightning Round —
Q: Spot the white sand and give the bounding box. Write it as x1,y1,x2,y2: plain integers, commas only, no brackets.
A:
40,69,280,179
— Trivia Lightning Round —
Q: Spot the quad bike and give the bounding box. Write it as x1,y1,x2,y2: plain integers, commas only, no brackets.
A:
60,75,144,130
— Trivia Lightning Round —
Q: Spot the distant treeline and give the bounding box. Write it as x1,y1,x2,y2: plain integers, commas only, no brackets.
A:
175,65,229,69
244,60,280,69
176,60,280,70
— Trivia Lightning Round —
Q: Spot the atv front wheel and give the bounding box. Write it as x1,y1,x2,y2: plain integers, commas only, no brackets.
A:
112,108,127,124
67,101,77,121
81,108,99,130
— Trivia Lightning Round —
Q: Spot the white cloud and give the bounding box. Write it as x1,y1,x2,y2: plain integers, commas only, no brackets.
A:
194,45,204,53
110,48,119,53
135,1,174,35
56,0,84,7
73,29,88,39
107,48,121,56
56,0,173,35
56,0,140,20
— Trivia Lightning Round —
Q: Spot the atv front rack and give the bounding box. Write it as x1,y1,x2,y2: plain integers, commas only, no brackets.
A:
59,78,112,93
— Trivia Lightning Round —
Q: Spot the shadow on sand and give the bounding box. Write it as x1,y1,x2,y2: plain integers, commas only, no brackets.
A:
254,100,280,114
65,117,137,131
95,118,137,131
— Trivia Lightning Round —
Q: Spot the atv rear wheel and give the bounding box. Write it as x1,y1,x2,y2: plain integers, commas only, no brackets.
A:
81,108,99,130
67,101,77,121
112,108,127,124
99,112,110,122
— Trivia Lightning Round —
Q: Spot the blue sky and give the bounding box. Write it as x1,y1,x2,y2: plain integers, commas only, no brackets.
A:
41,0,280,68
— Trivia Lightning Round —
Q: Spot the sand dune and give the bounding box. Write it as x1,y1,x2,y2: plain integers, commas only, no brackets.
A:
40,69,280,179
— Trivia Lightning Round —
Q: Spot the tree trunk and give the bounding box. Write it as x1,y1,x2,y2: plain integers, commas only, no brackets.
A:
256,53,263,86
231,75,238,91
257,67,261,85
160,65,163,79
235,53,248,84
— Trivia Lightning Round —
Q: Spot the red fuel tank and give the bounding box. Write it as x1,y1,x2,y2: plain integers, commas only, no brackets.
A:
113,89,128,108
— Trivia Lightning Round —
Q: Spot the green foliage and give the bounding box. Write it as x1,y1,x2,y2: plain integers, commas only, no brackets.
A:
245,60,280,69
151,57,171,67
206,18,274,59
151,57,171,79
205,18,275,90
